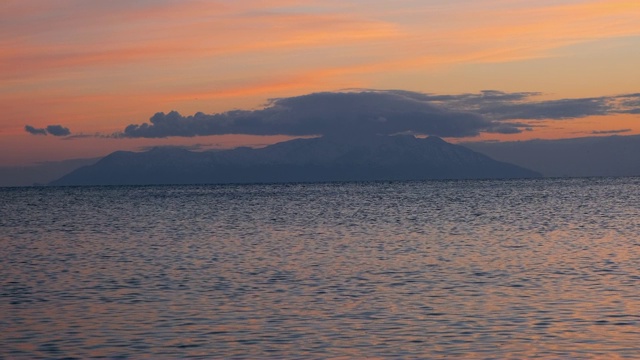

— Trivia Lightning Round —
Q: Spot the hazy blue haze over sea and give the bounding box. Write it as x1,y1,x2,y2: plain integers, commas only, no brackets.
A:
2,178,640,358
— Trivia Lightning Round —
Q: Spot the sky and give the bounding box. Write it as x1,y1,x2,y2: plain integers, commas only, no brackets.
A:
2,0,640,166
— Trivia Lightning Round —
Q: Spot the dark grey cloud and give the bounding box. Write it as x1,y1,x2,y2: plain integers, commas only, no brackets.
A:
481,97,609,120
592,129,631,135
121,91,498,139
46,125,71,136
62,132,116,140
25,124,71,136
25,125,47,135
416,90,640,121
422,90,612,120
137,144,214,152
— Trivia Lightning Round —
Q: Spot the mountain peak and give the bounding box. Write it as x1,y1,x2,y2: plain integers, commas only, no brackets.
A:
425,136,446,143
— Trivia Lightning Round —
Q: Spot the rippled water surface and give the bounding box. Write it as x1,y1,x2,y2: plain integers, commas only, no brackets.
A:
2,178,640,358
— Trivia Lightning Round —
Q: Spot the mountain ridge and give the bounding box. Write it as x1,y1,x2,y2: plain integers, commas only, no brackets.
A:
49,135,541,186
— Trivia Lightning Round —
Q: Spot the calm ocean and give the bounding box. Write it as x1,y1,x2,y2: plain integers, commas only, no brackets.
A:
2,178,640,358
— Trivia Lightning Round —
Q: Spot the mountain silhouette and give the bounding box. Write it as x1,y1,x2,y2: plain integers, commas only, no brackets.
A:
49,135,540,186
464,134,640,177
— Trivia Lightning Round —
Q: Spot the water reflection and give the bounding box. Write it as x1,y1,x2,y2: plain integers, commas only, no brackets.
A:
1,178,640,358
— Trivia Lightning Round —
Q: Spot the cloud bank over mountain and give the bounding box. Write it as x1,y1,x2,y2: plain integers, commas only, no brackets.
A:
121,91,499,138
30,90,640,141
118,90,640,139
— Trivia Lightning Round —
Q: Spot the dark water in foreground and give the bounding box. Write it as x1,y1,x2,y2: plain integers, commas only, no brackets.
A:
2,178,640,359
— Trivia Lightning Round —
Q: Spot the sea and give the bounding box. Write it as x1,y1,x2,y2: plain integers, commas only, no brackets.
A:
1,178,640,359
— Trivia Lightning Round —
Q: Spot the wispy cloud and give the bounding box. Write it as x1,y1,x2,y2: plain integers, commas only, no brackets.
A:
4,1,638,83
136,143,215,152
0,1,399,81
411,1,640,64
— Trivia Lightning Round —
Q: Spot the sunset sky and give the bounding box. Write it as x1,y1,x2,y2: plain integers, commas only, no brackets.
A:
2,0,640,166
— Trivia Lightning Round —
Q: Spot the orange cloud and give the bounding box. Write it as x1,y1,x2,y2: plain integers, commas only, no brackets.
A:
4,0,638,89
1,1,400,81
